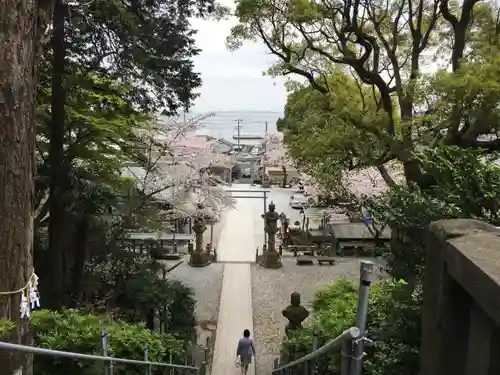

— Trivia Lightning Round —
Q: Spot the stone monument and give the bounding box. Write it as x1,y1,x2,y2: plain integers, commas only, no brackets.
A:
264,201,279,251
189,216,212,267
282,292,309,337
260,201,283,268
279,213,290,247
193,216,206,252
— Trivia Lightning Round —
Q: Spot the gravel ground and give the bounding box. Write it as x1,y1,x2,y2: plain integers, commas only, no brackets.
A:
251,257,385,374
166,215,226,369
168,213,226,329
169,261,224,331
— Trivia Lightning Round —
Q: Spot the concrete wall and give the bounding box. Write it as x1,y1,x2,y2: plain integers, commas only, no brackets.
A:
420,219,500,375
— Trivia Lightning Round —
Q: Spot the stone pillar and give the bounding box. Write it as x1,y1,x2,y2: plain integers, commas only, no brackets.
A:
420,219,500,375
264,201,278,252
189,216,211,267
260,201,282,268
193,216,206,252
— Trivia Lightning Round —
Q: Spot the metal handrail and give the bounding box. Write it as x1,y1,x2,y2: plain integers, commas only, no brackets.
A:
271,327,360,373
0,341,202,373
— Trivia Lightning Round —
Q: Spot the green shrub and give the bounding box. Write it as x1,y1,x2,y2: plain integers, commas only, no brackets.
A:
119,269,197,341
83,253,197,342
0,318,14,338
31,309,185,375
284,278,422,375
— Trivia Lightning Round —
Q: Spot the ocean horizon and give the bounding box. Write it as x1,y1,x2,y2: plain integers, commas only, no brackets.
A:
177,110,284,141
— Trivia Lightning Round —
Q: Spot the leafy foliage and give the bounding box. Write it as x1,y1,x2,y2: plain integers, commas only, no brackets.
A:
35,57,147,228
365,146,500,282
417,53,500,146
64,0,216,114
31,309,185,375
2,2,223,374
284,279,422,375
228,3,500,375
32,0,232,314
276,71,394,194
0,318,14,338
229,0,500,188
83,253,197,341
277,72,390,171
28,4,230,358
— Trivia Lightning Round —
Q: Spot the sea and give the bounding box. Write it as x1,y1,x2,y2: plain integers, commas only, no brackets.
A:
177,110,283,141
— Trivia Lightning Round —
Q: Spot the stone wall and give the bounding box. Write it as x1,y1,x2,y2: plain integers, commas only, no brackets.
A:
420,219,500,375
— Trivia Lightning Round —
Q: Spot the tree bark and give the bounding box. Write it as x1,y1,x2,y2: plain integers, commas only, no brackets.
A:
0,1,54,374
70,216,89,306
146,310,155,331
47,0,67,309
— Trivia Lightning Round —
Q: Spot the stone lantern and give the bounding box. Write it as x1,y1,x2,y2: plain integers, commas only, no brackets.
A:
193,216,207,252
282,292,309,337
260,201,283,268
189,214,212,267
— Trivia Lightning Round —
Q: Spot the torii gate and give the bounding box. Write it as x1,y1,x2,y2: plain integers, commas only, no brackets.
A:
224,188,270,244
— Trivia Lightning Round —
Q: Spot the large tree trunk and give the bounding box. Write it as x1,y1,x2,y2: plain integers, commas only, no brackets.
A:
47,0,67,309
0,1,55,374
70,216,89,306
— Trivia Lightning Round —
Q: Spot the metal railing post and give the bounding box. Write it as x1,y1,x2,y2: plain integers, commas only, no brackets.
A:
350,260,375,375
310,326,319,375
340,339,352,375
143,344,150,375
198,362,206,375
101,329,113,375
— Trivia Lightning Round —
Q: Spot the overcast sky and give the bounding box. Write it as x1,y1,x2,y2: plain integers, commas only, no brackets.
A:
190,0,287,112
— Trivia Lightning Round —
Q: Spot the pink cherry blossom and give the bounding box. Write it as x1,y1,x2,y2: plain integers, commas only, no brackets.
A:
123,115,235,220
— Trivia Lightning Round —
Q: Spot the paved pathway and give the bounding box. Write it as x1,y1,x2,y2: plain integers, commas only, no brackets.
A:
212,185,259,375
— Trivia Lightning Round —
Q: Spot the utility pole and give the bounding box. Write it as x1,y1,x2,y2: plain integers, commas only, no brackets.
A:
235,119,243,153
263,121,268,181
264,121,268,154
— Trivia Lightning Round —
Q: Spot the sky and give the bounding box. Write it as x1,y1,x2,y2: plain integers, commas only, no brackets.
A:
190,0,287,113
188,2,442,113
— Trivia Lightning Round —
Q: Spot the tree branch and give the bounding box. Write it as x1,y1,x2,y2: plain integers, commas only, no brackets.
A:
376,164,396,187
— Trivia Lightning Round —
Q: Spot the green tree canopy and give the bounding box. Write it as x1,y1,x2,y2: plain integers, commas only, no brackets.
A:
229,0,500,186
277,70,396,189
35,57,148,223
63,0,217,114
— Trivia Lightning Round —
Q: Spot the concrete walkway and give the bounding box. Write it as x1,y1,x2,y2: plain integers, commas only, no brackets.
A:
211,187,259,375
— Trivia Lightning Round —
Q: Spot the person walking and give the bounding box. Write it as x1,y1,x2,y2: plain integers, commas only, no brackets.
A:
236,329,255,375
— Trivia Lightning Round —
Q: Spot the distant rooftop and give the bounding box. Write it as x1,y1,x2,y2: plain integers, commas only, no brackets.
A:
233,134,264,140
217,138,234,146
327,222,391,240
232,138,263,147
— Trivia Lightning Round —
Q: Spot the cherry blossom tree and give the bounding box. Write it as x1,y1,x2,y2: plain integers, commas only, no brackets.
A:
123,114,235,225
263,133,297,186
344,163,404,199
